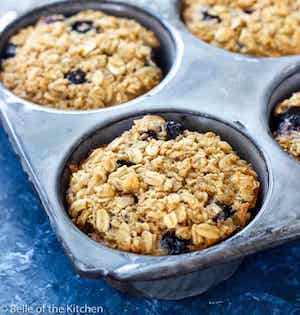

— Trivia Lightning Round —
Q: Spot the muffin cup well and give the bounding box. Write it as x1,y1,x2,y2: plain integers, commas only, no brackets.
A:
56,110,270,299
178,0,300,59
0,0,182,111
266,68,300,162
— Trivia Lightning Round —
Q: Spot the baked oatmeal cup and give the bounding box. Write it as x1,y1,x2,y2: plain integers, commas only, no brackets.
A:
0,10,162,110
67,115,260,255
272,93,300,161
182,0,300,57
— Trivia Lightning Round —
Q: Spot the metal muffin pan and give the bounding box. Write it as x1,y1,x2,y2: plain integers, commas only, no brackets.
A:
0,0,300,300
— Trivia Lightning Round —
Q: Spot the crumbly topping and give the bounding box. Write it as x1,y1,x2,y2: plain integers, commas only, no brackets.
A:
273,93,300,161
182,0,300,56
67,115,260,255
0,10,162,110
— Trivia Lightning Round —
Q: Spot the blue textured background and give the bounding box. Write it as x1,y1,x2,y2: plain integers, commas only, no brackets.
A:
0,122,300,315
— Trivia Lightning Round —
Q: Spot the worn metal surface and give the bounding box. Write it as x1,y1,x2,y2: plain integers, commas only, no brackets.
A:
0,0,300,300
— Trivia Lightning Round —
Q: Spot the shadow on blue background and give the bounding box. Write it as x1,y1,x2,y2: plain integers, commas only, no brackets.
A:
0,122,299,315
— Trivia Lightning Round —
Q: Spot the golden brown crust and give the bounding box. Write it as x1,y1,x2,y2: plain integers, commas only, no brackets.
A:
182,0,300,57
0,10,162,110
67,115,260,255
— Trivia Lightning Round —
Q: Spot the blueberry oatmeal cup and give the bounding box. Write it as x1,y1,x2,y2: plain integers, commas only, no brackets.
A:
182,0,300,57
67,115,260,255
272,93,300,161
0,10,162,110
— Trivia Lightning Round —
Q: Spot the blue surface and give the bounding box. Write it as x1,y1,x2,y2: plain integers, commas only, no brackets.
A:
0,122,300,315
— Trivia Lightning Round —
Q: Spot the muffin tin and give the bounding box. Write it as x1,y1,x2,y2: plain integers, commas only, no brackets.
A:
0,0,300,300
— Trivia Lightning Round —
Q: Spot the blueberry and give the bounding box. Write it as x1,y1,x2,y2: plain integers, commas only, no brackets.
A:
276,107,300,133
243,8,254,14
214,204,233,221
42,15,64,24
160,231,190,255
165,121,184,140
140,130,158,140
147,130,158,139
2,43,17,59
116,160,135,168
201,10,221,23
71,20,94,33
64,70,87,84
133,195,139,204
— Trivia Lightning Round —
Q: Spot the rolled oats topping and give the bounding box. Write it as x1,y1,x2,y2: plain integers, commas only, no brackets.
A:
67,115,260,255
182,0,300,57
0,10,162,110
272,93,300,161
